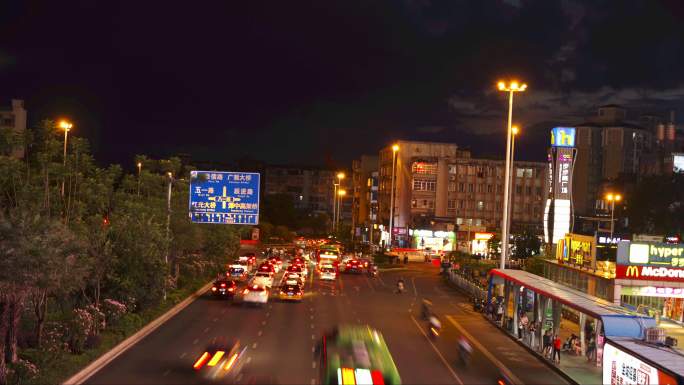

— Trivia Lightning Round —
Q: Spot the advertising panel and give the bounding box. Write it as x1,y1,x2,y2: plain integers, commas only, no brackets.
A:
615,241,684,281
603,343,677,385
551,127,576,147
673,153,684,173
557,233,595,268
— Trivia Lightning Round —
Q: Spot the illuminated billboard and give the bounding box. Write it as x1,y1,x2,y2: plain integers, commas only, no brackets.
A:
544,138,576,244
550,127,576,147
615,241,684,281
673,153,684,173
603,343,677,385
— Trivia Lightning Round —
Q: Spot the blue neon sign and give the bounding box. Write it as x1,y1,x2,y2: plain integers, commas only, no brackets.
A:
189,171,260,225
550,127,576,148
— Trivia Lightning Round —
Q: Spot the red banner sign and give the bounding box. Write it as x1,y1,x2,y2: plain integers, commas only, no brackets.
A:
616,264,684,282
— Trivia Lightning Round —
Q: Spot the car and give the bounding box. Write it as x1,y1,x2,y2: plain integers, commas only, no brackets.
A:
268,255,283,267
251,271,274,288
257,262,275,274
344,259,363,273
319,266,336,281
242,284,269,305
239,254,257,267
282,272,304,284
357,258,371,270
192,339,247,381
279,284,303,301
282,276,304,288
227,265,248,281
211,279,238,298
266,258,281,273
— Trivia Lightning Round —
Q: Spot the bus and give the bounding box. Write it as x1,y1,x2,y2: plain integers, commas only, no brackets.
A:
318,324,401,385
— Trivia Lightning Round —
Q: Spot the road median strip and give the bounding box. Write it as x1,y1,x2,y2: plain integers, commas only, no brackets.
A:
62,281,213,385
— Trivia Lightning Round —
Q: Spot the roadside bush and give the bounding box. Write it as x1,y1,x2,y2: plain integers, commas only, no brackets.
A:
85,304,106,335
43,322,69,355
8,358,39,384
67,308,93,354
102,299,127,324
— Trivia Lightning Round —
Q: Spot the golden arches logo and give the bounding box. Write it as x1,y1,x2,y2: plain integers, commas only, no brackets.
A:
625,265,640,278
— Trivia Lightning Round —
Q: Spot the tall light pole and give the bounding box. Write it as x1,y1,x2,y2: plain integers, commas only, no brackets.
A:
497,80,527,269
164,171,173,301
137,162,142,196
333,172,345,232
605,193,622,238
506,126,520,251
59,120,73,197
337,189,347,231
388,144,399,249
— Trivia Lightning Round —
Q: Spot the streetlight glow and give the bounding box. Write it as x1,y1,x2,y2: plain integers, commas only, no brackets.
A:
59,120,73,131
338,189,346,196
391,144,399,152
615,194,622,202
605,193,614,201
497,80,528,93
337,172,345,180
512,125,520,135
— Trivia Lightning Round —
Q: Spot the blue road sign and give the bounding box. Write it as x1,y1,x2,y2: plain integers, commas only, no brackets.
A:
188,171,260,225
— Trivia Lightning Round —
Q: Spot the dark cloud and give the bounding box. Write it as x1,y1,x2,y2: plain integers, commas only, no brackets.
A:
1,0,683,168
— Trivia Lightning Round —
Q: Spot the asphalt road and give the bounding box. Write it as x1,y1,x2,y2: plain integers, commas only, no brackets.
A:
85,257,570,385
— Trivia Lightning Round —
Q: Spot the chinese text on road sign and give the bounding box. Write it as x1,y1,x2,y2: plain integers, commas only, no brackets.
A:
189,171,260,225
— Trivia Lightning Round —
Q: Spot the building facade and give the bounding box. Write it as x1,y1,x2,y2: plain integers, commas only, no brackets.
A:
263,165,337,216
377,140,547,249
0,99,27,158
351,155,379,243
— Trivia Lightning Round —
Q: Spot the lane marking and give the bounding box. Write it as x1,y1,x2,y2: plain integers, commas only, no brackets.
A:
409,315,464,385
221,309,226,314
246,356,252,364
261,321,267,326
311,378,316,385
310,315,314,320
236,373,243,382
193,339,199,345
162,369,170,377
312,346,316,353
446,315,522,385
266,312,270,317
311,324,315,329
179,352,187,359
411,276,418,297
311,334,316,340
203,327,210,333
212,317,218,322
252,343,258,349
312,361,317,369
258,330,263,337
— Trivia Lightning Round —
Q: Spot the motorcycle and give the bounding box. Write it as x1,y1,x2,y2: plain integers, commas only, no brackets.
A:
473,298,485,312
457,337,473,366
428,316,441,340
370,266,378,278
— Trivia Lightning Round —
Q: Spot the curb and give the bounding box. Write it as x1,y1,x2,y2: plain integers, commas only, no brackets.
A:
62,281,213,385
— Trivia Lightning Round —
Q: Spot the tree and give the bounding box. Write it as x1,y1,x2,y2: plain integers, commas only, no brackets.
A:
627,174,684,234
511,231,541,260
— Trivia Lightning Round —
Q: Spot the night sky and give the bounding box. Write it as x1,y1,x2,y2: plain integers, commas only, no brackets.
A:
2,1,684,169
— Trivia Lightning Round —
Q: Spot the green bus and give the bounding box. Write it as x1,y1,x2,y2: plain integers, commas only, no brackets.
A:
318,324,401,385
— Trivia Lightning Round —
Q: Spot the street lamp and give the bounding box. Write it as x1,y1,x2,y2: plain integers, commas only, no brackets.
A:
506,126,520,245
164,171,173,301
336,189,347,231
137,162,143,196
389,144,399,249
605,193,622,238
333,172,345,232
59,120,73,197
497,80,527,269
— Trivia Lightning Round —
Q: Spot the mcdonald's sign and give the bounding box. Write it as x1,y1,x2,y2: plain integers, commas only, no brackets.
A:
625,265,640,278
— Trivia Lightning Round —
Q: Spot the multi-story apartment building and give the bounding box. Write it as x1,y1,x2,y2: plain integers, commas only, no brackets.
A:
378,140,547,249
263,165,338,215
351,155,378,242
0,99,27,158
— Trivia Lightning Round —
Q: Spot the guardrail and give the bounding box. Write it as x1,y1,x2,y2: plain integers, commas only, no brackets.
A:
446,269,487,301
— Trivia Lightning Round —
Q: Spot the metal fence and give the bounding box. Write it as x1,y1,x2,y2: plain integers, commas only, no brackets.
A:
447,269,487,301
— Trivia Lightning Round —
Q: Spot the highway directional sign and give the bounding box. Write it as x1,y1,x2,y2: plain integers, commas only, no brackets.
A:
188,171,260,225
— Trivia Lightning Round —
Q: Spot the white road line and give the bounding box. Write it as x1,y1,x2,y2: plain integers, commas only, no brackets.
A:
312,361,317,369
252,343,258,349
179,352,187,359
258,330,263,336
203,327,210,333
261,321,267,326
311,334,316,340
310,315,314,320
246,356,252,364
311,378,316,385
162,369,170,377
192,339,199,345
446,315,522,385
221,309,226,314
236,373,243,382
311,324,315,329
409,315,464,385
312,346,316,353
212,317,218,322
266,312,270,317
411,276,418,297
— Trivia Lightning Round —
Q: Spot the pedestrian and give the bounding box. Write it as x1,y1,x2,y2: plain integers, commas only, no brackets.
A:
586,333,596,362
528,321,537,348
553,334,562,364
542,330,551,358
519,312,529,340
496,303,503,324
